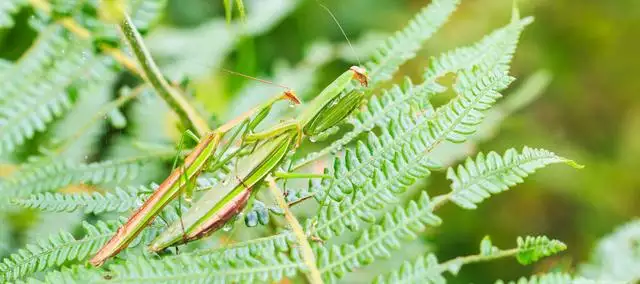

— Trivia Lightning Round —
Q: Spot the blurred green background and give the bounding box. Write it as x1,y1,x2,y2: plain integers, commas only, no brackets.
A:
2,0,638,282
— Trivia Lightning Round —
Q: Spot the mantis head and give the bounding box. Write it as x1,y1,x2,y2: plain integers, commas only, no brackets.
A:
282,89,301,105
350,66,369,87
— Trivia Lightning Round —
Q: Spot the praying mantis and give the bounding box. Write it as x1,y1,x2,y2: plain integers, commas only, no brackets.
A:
89,66,369,266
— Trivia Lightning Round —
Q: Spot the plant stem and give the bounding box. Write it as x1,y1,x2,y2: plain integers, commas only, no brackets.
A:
438,248,520,273
265,176,323,284
119,14,211,136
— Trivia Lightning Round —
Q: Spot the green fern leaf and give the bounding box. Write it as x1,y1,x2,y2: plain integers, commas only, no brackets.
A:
0,219,163,282
0,154,168,208
372,254,445,284
495,272,591,284
579,219,640,282
0,0,25,28
100,252,301,283
313,116,440,239
423,16,533,83
447,147,582,209
0,26,91,155
318,192,442,282
364,0,460,86
516,236,567,265
313,45,519,238
24,265,104,284
11,187,144,214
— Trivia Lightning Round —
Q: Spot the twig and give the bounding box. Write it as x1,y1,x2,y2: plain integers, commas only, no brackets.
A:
119,14,211,136
265,176,323,284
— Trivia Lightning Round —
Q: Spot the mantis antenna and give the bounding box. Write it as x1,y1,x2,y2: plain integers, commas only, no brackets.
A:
220,67,300,104
316,1,362,67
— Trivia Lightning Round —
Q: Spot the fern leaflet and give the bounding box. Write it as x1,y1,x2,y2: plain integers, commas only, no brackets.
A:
495,272,592,284
373,254,445,284
317,192,442,282
515,236,567,265
0,153,170,208
11,187,144,214
364,0,459,86
447,147,582,209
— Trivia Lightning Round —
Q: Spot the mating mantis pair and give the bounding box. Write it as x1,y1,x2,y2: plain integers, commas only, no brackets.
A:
89,66,369,266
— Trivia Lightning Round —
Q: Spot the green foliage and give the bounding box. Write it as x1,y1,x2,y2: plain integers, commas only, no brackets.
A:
0,154,167,208
373,254,446,284
0,0,25,28
375,235,567,284
11,187,144,214
312,117,441,240
296,0,463,166
495,272,585,284
363,0,460,86
317,192,442,282
579,219,640,282
0,219,164,283
0,0,602,283
515,236,567,265
447,147,582,209
0,27,91,155
310,13,531,244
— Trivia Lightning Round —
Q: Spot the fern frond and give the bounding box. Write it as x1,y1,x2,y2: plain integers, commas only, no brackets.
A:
376,235,566,284
313,116,440,239
11,187,143,214
101,252,301,283
372,254,445,284
0,219,163,282
364,0,460,86
0,0,25,28
579,219,640,282
495,272,592,284
0,154,168,206
515,236,567,265
0,26,91,155
447,147,582,209
24,265,104,284
318,192,442,282
423,16,534,82
314,54,517,238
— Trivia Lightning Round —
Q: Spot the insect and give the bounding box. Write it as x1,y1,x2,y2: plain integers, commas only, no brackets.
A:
89,66,369,266
149,66,368,251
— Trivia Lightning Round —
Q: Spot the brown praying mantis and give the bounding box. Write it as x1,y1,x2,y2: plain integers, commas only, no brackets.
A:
90,66,369,266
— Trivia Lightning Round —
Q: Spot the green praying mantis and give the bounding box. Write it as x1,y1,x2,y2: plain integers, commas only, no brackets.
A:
89,66,369,266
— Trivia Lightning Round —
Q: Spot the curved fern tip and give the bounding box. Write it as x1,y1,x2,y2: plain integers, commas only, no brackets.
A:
563,159,585,169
